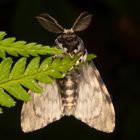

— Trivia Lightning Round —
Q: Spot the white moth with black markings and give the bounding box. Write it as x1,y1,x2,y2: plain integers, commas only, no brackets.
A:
21,12,115,133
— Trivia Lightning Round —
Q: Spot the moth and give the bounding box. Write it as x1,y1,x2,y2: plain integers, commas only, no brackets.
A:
21,12,115,133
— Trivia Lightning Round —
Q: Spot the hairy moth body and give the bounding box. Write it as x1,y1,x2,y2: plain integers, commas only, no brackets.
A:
21,12,115,133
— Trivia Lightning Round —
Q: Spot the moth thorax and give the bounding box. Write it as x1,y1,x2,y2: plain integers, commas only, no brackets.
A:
57,70,80,116
54,33,85,55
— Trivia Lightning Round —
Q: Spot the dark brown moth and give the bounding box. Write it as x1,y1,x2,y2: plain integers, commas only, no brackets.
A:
21,12,115,133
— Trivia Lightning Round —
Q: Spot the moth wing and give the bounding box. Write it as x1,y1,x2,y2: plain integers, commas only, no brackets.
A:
21,81,62,133
74,62,115,133
36,13,64,33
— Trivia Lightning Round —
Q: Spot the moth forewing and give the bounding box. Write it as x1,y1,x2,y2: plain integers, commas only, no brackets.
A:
74,62,115,133
21,82,62,133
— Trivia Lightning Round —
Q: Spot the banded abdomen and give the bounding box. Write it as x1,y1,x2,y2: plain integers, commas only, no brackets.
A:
57,69,80,115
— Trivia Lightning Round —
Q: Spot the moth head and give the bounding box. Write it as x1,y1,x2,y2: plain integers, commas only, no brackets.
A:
36,12,92,54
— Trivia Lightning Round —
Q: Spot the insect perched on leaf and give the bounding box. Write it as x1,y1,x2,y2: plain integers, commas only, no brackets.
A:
21,12,115,133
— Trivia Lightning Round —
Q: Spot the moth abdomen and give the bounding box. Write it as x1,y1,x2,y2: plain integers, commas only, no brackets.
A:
57,70,80,115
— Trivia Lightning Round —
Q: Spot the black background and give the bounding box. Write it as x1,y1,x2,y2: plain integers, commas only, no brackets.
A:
0,0,140,140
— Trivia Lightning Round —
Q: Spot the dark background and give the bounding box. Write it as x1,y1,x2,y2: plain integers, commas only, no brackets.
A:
0,0,140,140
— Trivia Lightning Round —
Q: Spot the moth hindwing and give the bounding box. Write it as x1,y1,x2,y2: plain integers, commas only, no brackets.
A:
21,12,115,133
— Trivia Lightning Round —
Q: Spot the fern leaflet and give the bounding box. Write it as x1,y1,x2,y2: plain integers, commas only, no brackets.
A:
0,31,63,59
0,56,80,113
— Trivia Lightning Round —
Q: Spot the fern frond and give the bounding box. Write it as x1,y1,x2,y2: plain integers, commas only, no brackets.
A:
0,31,96,114
0,31,63,59
0,56,80,112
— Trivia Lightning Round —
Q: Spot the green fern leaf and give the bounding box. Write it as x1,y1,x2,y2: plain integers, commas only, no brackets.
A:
0,32,96,114
20,78,42,93
36,73,53,83
2,82,30,101
1,37,16,46
0,31,7,40
0,31,63,59
0,57,56,112
9,57,26,79
24,57,40,75
0,55,96,113
0,87,16,107
50,58,62,68
39,57,52,71
0,58,13,81
0,55,80,100
0,107,3,114
59,57,73,72
0,48,6,59
86,53,97,61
